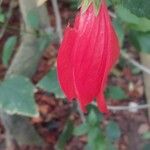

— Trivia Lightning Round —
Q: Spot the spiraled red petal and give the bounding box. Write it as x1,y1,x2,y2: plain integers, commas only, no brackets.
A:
97,94,108,113
72,5,99,109
96,1,119,113
71,4,106,110
73,2,119,112
57,27,77,100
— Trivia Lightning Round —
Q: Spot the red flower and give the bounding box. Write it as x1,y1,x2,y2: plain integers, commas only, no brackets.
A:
57,0,119,113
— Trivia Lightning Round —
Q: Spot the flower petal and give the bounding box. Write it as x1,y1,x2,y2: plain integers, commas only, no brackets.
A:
72,6,99,109
96,2,120,113
97,94,108,113
57,27,77,100
72,4,108,110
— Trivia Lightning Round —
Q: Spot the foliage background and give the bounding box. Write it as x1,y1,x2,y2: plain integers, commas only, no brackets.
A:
0,0,149,149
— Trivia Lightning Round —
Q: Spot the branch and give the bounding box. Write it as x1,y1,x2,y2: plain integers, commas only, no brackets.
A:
0,0,3,6
121,51,150,75
93,102,150,112
51,0,63,42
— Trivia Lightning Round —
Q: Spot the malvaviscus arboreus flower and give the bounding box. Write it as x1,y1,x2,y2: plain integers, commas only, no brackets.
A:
57,0,120,113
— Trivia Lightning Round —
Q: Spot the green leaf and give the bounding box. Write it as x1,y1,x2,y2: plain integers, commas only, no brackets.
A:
87,128,106,150
95,137,107,150
56,121,74,150
137,33,150,53
27,9,40,29
2,36,17,66
73,123,89,136
121,0,150,19
105,86,127,100
113,18,124,46
87,109,99,126
142,132,150,139
87,104,103,122
116,5,150,32
87,128,99,149
70,0,81,10
106,0,112,6
106,142,117,150
128,32,150,53
106,121,121,141
143,144,150,150
0,75,38,117
37,34,51,52
0,12,5,23
37,68,65,98
128,31,141,52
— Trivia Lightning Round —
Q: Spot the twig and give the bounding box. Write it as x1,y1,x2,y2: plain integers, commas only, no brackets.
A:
0,22,60,43
0,22,34,35
0,0,3,6
93,102,150,112
109,11,117,18
51,0,63,42
121,51,150,75
108,104,150,111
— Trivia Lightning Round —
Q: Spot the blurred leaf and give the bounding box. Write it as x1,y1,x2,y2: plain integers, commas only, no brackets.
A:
105,86,127,100
142,132,150,139
137,33,150,53
73,123,89,136
118,55,127,68
106,0,112,6
106,142,117,150
37,69,65,98
56,121,74,150
2,36,17,66
131,66,141,75
27,9,40,29
37,34,51,52
87,128,99,149
85,144,93,150
87,109,98,126
106,121,121,141
87,128,106,150
87,104,103,122
70,0,81,10
96,135,107,150
0,12,5,23
116,5,150,32
121,0,150,19
143,144,150,150
128,31,141,52
113,18,124,46
129,31,150,53
0,75,38,117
